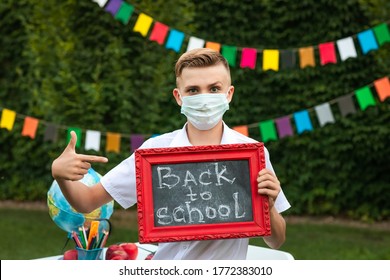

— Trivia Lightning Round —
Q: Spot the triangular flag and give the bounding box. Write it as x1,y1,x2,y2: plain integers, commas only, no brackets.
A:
67,127,82,148
275,116,293,138
299,46,315,68
93,0,109,7
149,22,169,45
165,29,185,53
0,109,16,131
106,132,121,153
205,41,221,52
114,1,134,25
355,86,376,110
293,110,313,134
21,117,39,139
336,37,357,61
104,0,122,16
85,130,101,152
263,49,279,71
259,120,278,142
186,37,205,52
133,13,153,37
357,29,378,54
319,42,337,65
44,123,58,142
314,103,335,127
221,45,237,67
337,95,356,117
280,50,296,69
240,48,257,69
233,125,249,136
374,77,390,102
130,134,145,152
373,23,390,46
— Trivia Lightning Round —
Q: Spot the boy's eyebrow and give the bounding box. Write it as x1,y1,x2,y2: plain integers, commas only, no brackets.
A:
183,82,223,91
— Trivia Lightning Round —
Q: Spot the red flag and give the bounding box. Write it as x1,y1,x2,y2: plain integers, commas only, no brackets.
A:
149,22,169,45
319,42,337,65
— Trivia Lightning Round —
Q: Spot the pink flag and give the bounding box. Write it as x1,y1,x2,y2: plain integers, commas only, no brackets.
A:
240,48,257,69
319,42,337,65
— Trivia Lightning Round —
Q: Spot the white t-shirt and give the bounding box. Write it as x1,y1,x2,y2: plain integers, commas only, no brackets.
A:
101,122,291,260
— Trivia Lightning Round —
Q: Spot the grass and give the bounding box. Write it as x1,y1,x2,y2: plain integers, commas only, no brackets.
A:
0,207,389,260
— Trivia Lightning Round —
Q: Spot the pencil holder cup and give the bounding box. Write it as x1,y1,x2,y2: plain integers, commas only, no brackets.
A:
76,247,104,260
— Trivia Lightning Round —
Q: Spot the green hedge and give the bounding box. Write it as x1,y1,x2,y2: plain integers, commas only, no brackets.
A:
0,0,389,221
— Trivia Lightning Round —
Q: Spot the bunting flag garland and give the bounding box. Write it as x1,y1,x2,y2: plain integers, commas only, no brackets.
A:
21,117,39,139
93,1,390,72
1,77,388,148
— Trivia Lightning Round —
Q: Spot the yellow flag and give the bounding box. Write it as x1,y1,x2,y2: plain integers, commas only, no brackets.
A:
133,13,153,37
263,49,279,71
0,109,16,131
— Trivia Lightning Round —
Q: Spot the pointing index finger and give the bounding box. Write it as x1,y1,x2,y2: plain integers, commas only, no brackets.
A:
78,154,108,163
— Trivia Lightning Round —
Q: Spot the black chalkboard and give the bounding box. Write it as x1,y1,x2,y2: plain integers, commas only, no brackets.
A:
151,160,253,227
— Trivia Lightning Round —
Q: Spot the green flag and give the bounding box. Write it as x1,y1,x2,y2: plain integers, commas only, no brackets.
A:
259,120,278,143
373,23,390,46
115,2,134,25
355,87,376,111
222,45,237,67
67,127,82,148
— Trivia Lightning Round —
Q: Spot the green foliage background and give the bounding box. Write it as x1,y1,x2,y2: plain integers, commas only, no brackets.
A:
0,0,389,220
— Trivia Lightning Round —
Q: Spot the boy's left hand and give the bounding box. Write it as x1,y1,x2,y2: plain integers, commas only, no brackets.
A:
257,169,281,209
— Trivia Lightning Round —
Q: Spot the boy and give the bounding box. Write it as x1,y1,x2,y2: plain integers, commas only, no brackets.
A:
51,48,291,259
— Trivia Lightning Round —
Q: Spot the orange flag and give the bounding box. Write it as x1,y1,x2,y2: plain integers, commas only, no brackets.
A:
374,77,390,102
205,41,221,52
233,125,249,136
299,46,315,68
21,117,39,139
106,132,121,153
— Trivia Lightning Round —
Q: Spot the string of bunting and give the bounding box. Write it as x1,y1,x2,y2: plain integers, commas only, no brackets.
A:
1,76,389,151
92,0,390,71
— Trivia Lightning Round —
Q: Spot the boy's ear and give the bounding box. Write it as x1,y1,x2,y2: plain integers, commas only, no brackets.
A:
173,88,182,106
227,86,235,103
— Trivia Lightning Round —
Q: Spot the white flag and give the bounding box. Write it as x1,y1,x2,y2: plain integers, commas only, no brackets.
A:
85,130,101,151
336,37,357,61
315,103,335,127
186,36,205,52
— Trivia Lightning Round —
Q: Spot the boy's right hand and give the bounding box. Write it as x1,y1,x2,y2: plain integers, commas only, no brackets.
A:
51,131,108,181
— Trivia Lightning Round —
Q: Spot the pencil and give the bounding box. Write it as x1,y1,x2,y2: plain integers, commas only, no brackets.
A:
100,230,109,249
71,231,83,248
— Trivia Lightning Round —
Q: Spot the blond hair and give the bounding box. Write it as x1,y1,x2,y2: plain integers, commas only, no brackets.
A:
175,48,230,78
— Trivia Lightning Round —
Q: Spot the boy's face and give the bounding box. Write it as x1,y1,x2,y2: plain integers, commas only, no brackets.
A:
173,63,234,106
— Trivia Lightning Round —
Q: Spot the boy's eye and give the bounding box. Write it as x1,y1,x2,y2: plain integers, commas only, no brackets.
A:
210,87,220,93
188,88,198,94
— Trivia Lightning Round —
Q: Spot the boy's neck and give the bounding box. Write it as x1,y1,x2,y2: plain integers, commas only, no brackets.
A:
186,121,224,146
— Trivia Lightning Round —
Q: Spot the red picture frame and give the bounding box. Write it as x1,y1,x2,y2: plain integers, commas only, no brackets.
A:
135,143,270,244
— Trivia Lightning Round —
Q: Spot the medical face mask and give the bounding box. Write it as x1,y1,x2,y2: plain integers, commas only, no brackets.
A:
180,92,230,130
